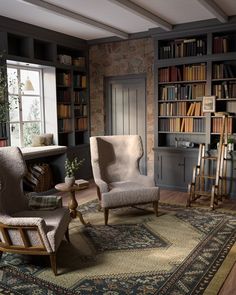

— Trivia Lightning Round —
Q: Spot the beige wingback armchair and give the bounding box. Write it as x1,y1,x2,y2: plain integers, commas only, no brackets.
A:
0,147,71,275
90,135,160,225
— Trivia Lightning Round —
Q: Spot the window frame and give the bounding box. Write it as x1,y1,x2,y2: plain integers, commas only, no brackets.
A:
7,64,45,147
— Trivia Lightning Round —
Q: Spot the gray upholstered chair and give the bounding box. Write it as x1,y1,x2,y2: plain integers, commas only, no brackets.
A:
0,147,71,275
90,135,160,225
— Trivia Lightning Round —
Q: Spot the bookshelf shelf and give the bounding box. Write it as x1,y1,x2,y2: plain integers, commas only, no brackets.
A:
158,80,206,85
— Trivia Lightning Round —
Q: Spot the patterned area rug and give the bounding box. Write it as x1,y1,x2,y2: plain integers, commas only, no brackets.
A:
0,200,236,295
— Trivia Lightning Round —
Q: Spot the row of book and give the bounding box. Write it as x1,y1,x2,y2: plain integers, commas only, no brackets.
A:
75,117,88,131
183,64,206,81
160,83,205,100
159,64,206,82
57,73,71,86
213,63,235,79
211,117,233,133
74,104,88,117
57,104,71,118
57,90,88,103
159,101,202,117
213,36,229,54
159,117,205,133
159,38,206,59
58,55,86,67
74,90,87,104
73,75,87,88
57,90,71,102
213,82,236,98
58,119,72,132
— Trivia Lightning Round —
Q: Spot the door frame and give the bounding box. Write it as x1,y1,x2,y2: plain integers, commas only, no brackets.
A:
105,74,147,174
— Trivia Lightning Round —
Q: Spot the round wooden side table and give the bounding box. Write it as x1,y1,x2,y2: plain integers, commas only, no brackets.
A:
55,181,89,226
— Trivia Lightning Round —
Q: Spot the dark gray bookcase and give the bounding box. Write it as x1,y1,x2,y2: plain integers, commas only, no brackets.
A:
0,16,92,180
153,21,236,193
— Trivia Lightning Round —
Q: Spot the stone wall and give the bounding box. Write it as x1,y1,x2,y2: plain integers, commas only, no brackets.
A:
89,38,155,175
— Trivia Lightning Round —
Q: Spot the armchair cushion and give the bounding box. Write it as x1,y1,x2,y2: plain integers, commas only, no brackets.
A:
102,181,160,208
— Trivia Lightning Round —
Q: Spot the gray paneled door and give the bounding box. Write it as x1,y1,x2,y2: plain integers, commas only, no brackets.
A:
106,76,146,174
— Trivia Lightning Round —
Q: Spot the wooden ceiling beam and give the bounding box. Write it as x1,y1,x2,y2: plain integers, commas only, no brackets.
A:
107,0,172,31
20,0,129,39
196,0,228,23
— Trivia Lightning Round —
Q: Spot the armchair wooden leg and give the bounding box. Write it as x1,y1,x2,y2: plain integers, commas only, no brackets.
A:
50,253,57,276
104,208,109,225
65,227,70,243
153,201,158,217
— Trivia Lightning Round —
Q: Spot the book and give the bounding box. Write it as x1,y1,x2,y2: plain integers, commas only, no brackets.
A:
75,179,89,189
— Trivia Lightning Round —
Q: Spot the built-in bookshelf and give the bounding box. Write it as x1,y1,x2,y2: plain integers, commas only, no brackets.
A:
154,26,236,191
1,29,90,147
157,62,206,147
0,16,92,180
55,44,89,146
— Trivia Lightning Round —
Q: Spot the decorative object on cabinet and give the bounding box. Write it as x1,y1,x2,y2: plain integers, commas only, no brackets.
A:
202,96,216,113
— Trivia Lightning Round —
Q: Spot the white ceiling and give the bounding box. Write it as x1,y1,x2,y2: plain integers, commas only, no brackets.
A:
0,0,235,40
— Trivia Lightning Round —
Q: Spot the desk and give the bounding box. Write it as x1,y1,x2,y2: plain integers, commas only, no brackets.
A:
55,180,89,225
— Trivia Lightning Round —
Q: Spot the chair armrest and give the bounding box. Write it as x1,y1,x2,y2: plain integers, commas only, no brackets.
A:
0,216,52,252
1,216,45,227
94,178,109,193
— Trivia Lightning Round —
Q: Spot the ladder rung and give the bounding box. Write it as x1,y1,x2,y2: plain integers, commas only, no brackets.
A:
202,156,217,160
194,191,211,196
196,175,216,179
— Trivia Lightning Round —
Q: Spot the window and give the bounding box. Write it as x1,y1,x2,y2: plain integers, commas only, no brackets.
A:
7,65,44,147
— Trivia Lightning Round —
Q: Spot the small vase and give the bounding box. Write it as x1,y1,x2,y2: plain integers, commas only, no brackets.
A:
65,176,75,186
228,143,234,152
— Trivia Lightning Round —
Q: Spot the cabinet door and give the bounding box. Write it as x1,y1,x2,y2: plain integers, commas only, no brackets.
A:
183,153,198,186
156,150,198,191
156,152,185,190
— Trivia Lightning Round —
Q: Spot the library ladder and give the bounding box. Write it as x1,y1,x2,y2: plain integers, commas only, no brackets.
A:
187,112,229,209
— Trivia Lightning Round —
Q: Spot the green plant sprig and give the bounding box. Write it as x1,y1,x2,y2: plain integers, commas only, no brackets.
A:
65,157,85,178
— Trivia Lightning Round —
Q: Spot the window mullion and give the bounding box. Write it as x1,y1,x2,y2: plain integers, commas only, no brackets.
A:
18,68,24,147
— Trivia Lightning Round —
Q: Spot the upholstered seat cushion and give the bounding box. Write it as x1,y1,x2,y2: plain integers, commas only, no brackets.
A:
12,207,71,252
101,181,160,208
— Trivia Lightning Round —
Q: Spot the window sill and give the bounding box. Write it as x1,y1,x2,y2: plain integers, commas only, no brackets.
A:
21,145,67,160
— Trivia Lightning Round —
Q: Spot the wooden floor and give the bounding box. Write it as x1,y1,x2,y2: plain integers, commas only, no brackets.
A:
63,181,236,295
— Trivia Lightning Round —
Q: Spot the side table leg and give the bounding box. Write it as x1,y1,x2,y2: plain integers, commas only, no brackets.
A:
68,191,78,219
77,211,90,226
69,191,90,226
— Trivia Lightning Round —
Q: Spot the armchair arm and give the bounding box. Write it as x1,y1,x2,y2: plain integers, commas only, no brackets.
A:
1,216,43,225
94,178,109,194
0,216,52,252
